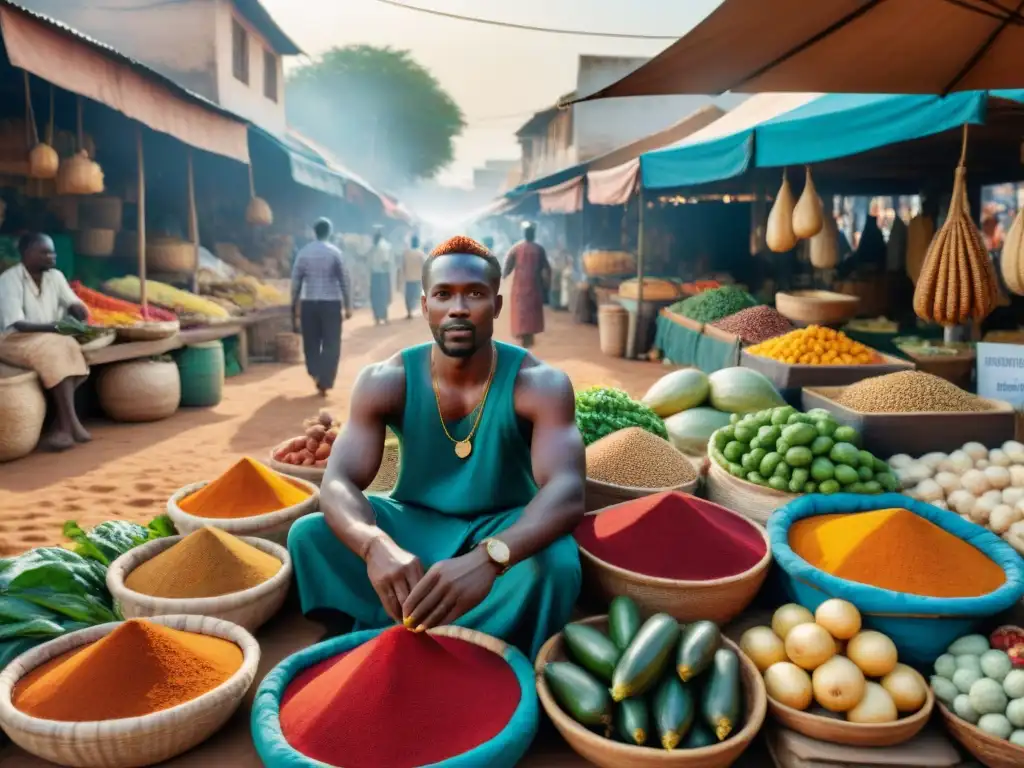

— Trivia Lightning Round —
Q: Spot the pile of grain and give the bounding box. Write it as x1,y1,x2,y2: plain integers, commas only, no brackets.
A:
712,305,793,344
834,371,994,413
586,426,697,488
369,436,401,492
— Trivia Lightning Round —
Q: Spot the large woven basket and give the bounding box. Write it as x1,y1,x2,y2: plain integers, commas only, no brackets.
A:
114,319,180,342
0,614,260,768
251,625,539,768
766,686,933,748
74,228,116,258
267,435,401,493
938,701,1024,768
106,535,292,632
275,332,302,364
167,475,319,545
0,366,46,463
78,196,122,230
705,459,798,525
577,496,772,624
147,238,197,274
618,278,682,302
536,617,766,767
97,359,180,423
585,475,698,513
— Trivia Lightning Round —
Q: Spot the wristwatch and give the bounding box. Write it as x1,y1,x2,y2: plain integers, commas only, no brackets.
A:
481,537,511,575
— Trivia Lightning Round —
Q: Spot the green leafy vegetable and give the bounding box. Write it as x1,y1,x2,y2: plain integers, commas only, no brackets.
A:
575,386,668,446
670,286,758,324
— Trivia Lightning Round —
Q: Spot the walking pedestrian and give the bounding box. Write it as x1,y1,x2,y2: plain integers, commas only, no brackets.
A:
399,234,426,319
503,222,550,349
291,217,352,397
368,227,393,325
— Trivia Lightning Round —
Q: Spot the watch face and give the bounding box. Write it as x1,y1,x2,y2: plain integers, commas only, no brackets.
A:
487,538,510,565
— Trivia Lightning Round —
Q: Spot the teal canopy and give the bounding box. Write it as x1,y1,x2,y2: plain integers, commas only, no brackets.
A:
640,90,1024,191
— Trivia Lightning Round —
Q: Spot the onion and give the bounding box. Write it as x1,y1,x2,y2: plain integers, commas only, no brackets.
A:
962,442,989,462
814,599,862,641
847,631,899,677
812,655,866,712
772,603,815,641
740,626,787,672
881,664,928,712
785,623,836,671
764,661,813,710
847,681,899,723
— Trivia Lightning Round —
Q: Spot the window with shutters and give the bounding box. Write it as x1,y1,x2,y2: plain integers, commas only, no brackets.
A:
232,19,249,84
263,49,278,102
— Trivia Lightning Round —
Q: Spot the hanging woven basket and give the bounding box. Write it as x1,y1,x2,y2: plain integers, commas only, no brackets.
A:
0,366,46,462
246,197,273,226
97,359,180,423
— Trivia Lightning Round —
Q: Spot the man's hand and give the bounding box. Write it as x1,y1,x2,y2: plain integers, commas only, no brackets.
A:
292,314,300,334
365,537,424,623
68,303,89,322
344,308,353,320
402,549,498,631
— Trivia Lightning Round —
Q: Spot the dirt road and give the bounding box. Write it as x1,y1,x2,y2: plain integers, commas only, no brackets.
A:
0,299,665,556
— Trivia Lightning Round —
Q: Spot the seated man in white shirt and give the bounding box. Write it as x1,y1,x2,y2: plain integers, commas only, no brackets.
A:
0,233,92,451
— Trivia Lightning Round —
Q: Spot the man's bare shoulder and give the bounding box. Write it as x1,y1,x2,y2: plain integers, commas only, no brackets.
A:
514,353,575,406
352,353,406,406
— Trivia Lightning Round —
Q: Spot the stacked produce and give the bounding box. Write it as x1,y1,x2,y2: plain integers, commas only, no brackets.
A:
274,410,340,468
544,600,744,750
669,285,758,324
575,491,767,580
585,428,696,489
198,274,288,311
177,458,311,519
54,316,109,346
834,370,992,414
641,367,785,455
890,441,1024,555
931,629,1024,746
575,386,667,446
711,306,794,345
747,325,880,366
72,281,177,325
105,276,231,323
709,405,897,495
749,601,929,723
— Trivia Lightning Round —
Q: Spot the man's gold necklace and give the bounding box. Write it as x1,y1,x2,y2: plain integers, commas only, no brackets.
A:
431,343,497,459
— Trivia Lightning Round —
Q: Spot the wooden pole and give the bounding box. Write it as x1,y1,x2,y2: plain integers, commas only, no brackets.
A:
136,125,147,311
632,183,646,359
187,149,199,293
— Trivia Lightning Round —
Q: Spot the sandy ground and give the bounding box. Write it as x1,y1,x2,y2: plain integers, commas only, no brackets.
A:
0,297,666,555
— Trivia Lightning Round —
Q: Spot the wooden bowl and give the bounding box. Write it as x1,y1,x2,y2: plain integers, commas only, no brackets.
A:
766,684,933,748
938,701,1024,768
775,290,860,327
167,475,319,545
0,615,259,768
106,535,292,632
577,496,772,625
535,616,766,767
585,475,699,513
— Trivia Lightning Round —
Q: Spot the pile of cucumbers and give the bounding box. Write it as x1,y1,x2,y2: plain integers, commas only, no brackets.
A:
709,405,899,495
543,596,743,751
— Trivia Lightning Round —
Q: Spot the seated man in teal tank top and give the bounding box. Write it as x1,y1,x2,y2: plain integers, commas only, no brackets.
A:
288,235,585,659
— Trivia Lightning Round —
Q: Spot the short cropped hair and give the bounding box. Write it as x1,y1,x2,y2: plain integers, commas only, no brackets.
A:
18,232,48,255
313,218,332,240
423,235,501,289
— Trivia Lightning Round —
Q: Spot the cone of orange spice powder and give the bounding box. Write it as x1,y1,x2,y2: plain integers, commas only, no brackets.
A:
179,457,310,519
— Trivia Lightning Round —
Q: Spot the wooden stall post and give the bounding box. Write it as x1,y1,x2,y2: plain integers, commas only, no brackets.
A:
136,125,147,311
187,149,199,294
629,184,646,359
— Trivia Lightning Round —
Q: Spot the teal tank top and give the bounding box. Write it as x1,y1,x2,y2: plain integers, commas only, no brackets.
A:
388,341,538,516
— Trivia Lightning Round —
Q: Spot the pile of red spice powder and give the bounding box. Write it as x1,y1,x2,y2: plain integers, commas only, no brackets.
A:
574,491,767,580
279,626,521,768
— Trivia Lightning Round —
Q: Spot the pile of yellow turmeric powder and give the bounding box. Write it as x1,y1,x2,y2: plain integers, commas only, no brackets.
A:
13,619,242,721
126,527,282,599
179,457,310,519
789,507,1006,598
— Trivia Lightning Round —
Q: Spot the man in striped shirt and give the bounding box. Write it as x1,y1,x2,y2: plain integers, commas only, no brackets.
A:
291,217,352,396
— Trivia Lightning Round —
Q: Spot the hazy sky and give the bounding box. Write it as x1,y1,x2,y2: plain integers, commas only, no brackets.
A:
262,0,723,186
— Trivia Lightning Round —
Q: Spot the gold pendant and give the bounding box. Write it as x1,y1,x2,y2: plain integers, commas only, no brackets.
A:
455,440,472,459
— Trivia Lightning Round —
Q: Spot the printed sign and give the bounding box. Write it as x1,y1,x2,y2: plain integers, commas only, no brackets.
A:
976,342,1024,408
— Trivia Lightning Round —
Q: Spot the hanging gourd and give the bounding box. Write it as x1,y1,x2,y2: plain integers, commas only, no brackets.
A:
56,97,103,195
912,125,999,325
1000,206,1024,295
904,213,934,284
792,166,824,239
808,203,839,269
245,162,273,226
24,74,58,180
766,170,797,252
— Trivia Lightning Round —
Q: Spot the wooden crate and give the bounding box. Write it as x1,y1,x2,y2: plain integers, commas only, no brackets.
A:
740,348,914,390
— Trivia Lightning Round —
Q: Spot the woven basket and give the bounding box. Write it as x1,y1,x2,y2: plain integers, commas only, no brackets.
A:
0,614,259,768
275,332,302,364
78,196,122,230
267,436,401,493
115,320,180,342
775,290,860,327
97,359,180,423
582,250,635,277
766,686,933,748
47,197,79,229
246,197,273,226
536,617,766,767
167,475,319,545
938,701,1024,767
585,475,698,513
705,460,799,526
106,536,292,632
618,278,682,302
74,228,116,257
147,238,197,274
577,496,772,624
0,366,46,463
78,331,116,353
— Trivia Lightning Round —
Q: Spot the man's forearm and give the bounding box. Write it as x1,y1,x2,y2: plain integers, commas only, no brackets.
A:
12,321,57,334
490,471,584,564
321,475,391,560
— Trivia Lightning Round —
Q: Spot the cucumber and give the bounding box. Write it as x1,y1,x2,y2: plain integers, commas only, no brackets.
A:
611,613,681,701
563,623,621,683
544,661,612,729
653,674,695,750
608,595,642,651
616,697,649,746
702,648,742,741
682,719,717,749
676,621,721,682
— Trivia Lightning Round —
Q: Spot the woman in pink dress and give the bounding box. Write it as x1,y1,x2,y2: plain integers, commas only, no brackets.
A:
503,222,550,348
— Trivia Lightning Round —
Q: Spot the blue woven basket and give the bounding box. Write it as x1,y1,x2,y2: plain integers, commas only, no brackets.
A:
251,626,539,768
768,493,1024,666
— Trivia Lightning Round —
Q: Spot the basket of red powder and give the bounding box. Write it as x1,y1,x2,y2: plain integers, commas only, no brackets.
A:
574,491,772,624
251,624,538,768
0,615,260,768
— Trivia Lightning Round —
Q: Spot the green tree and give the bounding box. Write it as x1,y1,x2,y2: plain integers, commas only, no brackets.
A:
287,45,464,188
